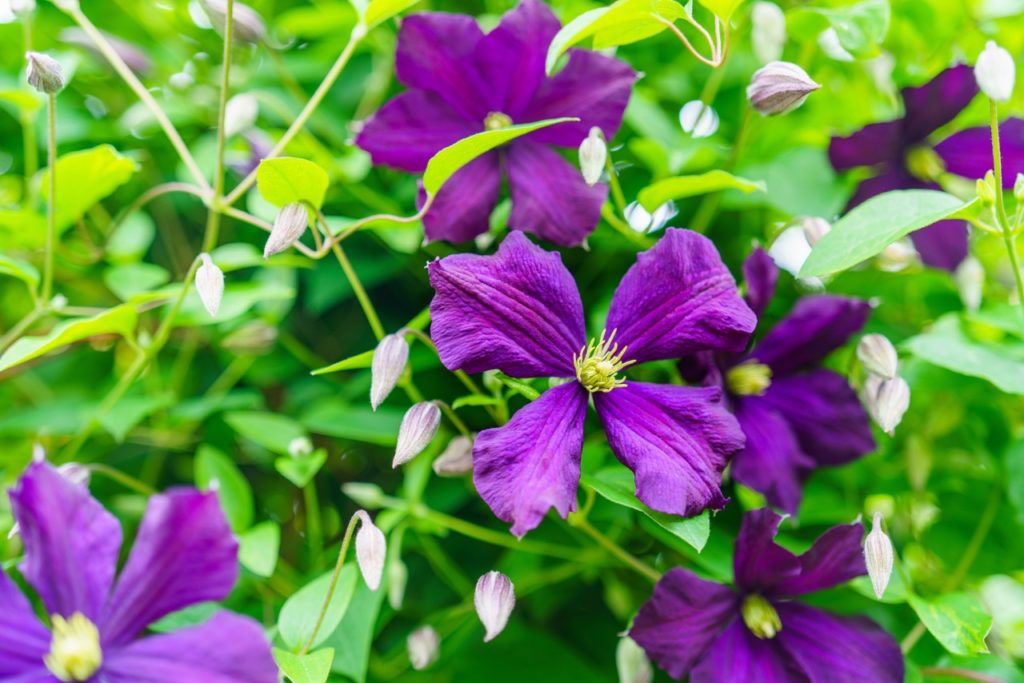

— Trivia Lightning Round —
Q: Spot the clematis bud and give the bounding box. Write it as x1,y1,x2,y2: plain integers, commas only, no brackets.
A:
616,636,653,683
200,0,266,43
264,202,308,258
955,256,984,311
195,253,224,318
393,402,441,467
857,334,899,379
865,375,910,436
407,626,440,670
747,61,820,116
387,556,408,609
818,27,853,62
1015,173,1024,202
475,571,515,642
977,172,998,207
975,41,1015,103
354,510,386,591
287,436,313,458
801,217,831,246
768,226,812,276
751,2,786,64
877,239,918,272
624,200,678,234
863,512,894,599
371,333,409,410
25,52,65,94
224,93,258,138
578,127,607,186
432,435,474,476
11,0,36,17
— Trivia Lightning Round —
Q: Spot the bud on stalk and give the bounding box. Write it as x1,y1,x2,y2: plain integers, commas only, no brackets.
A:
747,61,820,116
955,256,984,311
616,636,653,683
393,402,441,467
863,512,894,599
354,510,386,591
371,333,409,410
475,571,515,642
801,217,831,247
25,52,65,95
974,40,1015,103
264,203,309,258
200,0,267,43
857,334,899,379
432,435,474,477
578,127,607,187
224,93,259,138
864,375,910,436
195,253,225,318
407,626,440,670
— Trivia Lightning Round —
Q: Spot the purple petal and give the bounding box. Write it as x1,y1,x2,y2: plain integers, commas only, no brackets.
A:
732,508,801,594
100,490,238,646
394,12,486,121
743,247,778,319
607,229,756,364
751,296,869,377
828,120,903,171
936,119,1024,186
473,382,588,537
0,572,50,679
678,350,726,388
629,568,737,680
760,370,875,468
690,618,804,683
102,612,277,683
774,520,867,596
356,90,479,173
520,50,637,147
901,64,977,143
774,603,904,683
8,462,122,620
594,382,742,517
428,230,586,378
420,153,502,243
910,219,969,271
732,397,816,515
473,0,560,118
506,141,606,246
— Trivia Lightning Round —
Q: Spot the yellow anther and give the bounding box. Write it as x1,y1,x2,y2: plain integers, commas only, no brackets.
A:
574,329,636,393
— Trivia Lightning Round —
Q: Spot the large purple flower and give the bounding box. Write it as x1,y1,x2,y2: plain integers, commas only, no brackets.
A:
356,0,637,247
631,508,904,682
428,229,757,536
1,462,278,683
829,65,1024,270
680,249,875,514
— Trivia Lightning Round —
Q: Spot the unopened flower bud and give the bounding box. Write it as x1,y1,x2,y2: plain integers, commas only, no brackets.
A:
801,217,831,246
578,127,607,187
624,200,678,234
371,334,409,410
977,173,997,207
57,462,91,487
616,636,653,683
264,202,308,258
975,41,1015,103
747,61,820,116
475,571,515,642
25,52,65,94
857,334,899,379
877,239,918,272
354,510,386,591
863,512,894,599
342,482,387,509
224,93,258,138
195,253,224,318
11,0,36,17
955,256,984,311
287,436,313,458
432,435,474,476
407,626,440,670
865,375,910,436
387,556,408,609
818,27,853,62
1015,173,1024,202
768,225,812,276
200,0,266,43
751,2,786,64
393,402,441,467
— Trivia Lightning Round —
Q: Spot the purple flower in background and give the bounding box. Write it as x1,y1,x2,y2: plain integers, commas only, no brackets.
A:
1,462,277,683
357,0,637,246
829,64,1024,270
428,229,756,536
631,508,904,683
680,249,874,514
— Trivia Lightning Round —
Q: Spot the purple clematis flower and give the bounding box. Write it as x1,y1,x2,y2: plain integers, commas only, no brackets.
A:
356,0,637,247
631,508,904,682
1,462,278,683
428,229,757,537
680,249,875,514
829,65,1024,271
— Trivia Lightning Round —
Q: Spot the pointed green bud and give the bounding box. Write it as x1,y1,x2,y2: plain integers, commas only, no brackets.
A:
1014,173,1024,202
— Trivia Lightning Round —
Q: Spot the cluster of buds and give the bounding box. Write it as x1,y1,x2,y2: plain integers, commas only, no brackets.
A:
857,334,910,435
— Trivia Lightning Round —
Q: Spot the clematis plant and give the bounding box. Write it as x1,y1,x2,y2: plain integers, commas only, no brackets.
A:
1,462,278,682
428,228,756,536
356,0,637,246
630,508,904,682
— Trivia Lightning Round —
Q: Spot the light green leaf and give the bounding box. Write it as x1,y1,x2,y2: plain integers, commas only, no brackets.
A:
311,349,374,375
195,444,254,532
275,449,328,488
279,566,359,651
908,593,992,655
99,391,174,442
106,212,156,264
904,315,1024,394
42,145,138,236
0,304,137,373
813,0,890,57
697,0,745,22
149,603,219,633
493,372,541,400
257,157,330,209
638,171,765,211
0,254,40,291
239,521,281,577
225,410,308,455
452,394,502,410
0,89,43,116
323,576,387,682
800,190,969,278
274,648,335,683
103,262,170,301
422,118,577,195
300,402,404,446
582,465,710,551
364,0,422,27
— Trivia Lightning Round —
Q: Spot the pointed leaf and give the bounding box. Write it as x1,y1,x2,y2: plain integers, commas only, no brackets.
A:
257,157,330,209
0,304,137,372
638,171,765,211
274,648,335,683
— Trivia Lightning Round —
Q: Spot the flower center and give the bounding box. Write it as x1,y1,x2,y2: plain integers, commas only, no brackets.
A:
484,111,513,130
574,329,636,393
905,145,945,182
725,361,772,396
45,613,102,682
741,595,782,640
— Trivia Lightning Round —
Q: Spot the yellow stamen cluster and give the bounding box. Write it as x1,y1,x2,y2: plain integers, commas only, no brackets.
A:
484,111,513,130
726,361,773,396
45,613,102,682
905,146,945,182
574,329,636,393
741,595,782,640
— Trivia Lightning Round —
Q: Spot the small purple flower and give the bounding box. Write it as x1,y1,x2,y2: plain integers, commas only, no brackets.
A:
631,508,904,683
428,229,757,536
829,65,1024,270
1,462,278,682
356,0,637,247
680,249,875,514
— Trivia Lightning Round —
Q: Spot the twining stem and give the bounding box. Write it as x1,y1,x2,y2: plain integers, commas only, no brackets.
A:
85,463,157,495
42,94,56,302
569,516,661,583
401,327,498,422
331,241,385,340
303,481,323,565
0,305,46,355
989,100,1024,316
414,506,581,561
433,400,472,439
604,148,629,217
202,0,236,254
300,513,361,655
919,667,1007,683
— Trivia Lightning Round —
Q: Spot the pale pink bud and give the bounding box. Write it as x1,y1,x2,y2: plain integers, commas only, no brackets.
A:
975,41,1015,103
857,334,899,380
955,256,984,311
863,512,894,599
801,216,831,247
354,510,386,591
616,636,653,683
432,435,473,477
475,571,515,642
25,51,65,94
393,402,441,467
747,61,820,116
200,0,266,43
578,127,607,186
864,375,910,436
224,93,259,138
407,626,440,670
371,334,409,410
264,202,308,258
195,253,224,318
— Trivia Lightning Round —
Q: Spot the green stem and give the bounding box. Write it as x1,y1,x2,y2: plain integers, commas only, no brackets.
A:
570,516,661,582
0,305,45,355
331,241,385,340
989,100,1024,316
203,0,235,253
304,481,323,565
300,513,360,655
21,114,36,198
604,151,628,217
434,400,471,438
415,506,581,560
42,94,56,302
85,463,157,495
919,667,1006,683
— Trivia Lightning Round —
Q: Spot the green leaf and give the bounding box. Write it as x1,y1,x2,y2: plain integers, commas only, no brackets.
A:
806,0,891,58
904,315,1024,394
300,402,404,446
239,521,281,577
279,566,359,651
195,444,254,532
274,648,335,683
275,449,328,488
103,262,170,301
582,465,710,551
697,0,745,22
364,0,422,27
0,254,40,291
451,394,502,410
637,171,765,211
323,576,387,682
99,391,174,442
422,118,578,195
257,157,330,209
42,145,138,236
149,603,219,633
0,304,137,373
106,212,156,264
908,593,992,655
311,349,374,375
493,372,541,400
225,410,308,455
800,190,969,278
1006,438,1024,524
